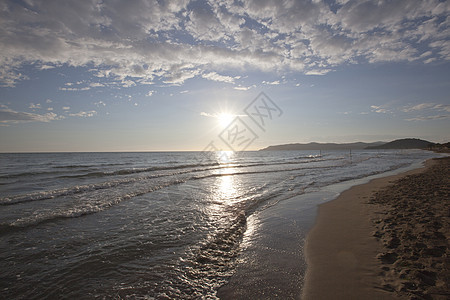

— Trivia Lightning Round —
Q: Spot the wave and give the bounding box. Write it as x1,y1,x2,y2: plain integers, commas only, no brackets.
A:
0,155,351,207
0,179,187,231
57,156,346,180
0,172,181,206
52,162,129,169
58,162,222,179
0,169,70,180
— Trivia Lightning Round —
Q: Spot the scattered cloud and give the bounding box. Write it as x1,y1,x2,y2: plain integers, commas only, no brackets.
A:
89,82,104,88
69,111,97,117
29,103,42,109
62,106,71,110
402,102,450,121
305,69,332,76
370,105,391,114
202,72,235,84
402,102,450,113
39,64,56,70
59,87,91,91
94,101,106,107
371,102,450,121
262,80,280,85
0,0,447,87
200,111,246,118
200,112,215,118
45,99,52,103
233,85,253,91
405,115,449,121
146,90,155,97
0,108,64,124
121,80,136,88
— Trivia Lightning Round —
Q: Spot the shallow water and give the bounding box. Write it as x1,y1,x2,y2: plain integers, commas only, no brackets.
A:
0,150,440,298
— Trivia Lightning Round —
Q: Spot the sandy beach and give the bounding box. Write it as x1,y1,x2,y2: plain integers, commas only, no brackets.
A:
303,157,449,300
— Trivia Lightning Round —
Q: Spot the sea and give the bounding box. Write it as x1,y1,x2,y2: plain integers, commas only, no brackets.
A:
0,150,442,299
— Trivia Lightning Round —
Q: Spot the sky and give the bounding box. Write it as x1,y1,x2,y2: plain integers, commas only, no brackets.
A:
0,0,449,152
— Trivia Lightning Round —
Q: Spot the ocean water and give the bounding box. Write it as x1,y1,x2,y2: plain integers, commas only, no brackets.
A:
0,150,440,299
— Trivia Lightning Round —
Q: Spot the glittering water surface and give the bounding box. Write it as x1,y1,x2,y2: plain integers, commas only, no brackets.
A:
0,150,439,299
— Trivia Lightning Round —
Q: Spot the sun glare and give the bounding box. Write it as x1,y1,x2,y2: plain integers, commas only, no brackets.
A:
217,113,234,127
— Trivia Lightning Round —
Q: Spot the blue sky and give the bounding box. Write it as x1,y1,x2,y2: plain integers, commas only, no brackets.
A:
0,0,449,152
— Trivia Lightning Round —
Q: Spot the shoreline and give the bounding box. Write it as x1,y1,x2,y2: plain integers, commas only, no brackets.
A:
302,157,448,299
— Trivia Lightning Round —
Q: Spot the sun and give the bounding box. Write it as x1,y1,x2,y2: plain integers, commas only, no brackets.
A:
217,113,234,127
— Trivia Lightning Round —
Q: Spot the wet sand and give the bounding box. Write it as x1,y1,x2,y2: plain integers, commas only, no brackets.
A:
303,157,449,300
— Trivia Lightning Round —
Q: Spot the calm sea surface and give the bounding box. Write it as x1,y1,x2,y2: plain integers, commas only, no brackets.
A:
0,150,441,299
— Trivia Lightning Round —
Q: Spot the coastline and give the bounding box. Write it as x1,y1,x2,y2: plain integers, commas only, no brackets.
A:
302,157,448,299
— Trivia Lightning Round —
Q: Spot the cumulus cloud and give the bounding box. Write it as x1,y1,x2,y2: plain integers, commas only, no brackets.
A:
0,0,448,87
202,72,235,84
89,82,104,88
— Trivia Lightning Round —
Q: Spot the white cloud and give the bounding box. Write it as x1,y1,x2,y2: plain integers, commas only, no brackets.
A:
200,111,246,118
45,99,52,103
89,82,104,88
0,0,448,87
39,64,56,70
69,111,97,117
0,108,64,124
185,4,228,42
59,87,91,91
402,102,450,112
370,105,391,114
146,90,155,97
305,69,332,76
121,79,136,88
29,103,42,109
262,80,280,85
200,112,215,118
405,115,449,121
163,68,200,85
233,86,252,91
62,106,70,110
202,72,235,84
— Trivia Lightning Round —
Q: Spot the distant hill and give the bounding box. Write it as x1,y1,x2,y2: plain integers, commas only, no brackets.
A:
259,138,437,151
260,141,385,151
365,138,434,149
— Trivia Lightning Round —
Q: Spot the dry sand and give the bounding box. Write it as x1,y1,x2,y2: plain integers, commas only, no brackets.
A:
302,157,449,300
